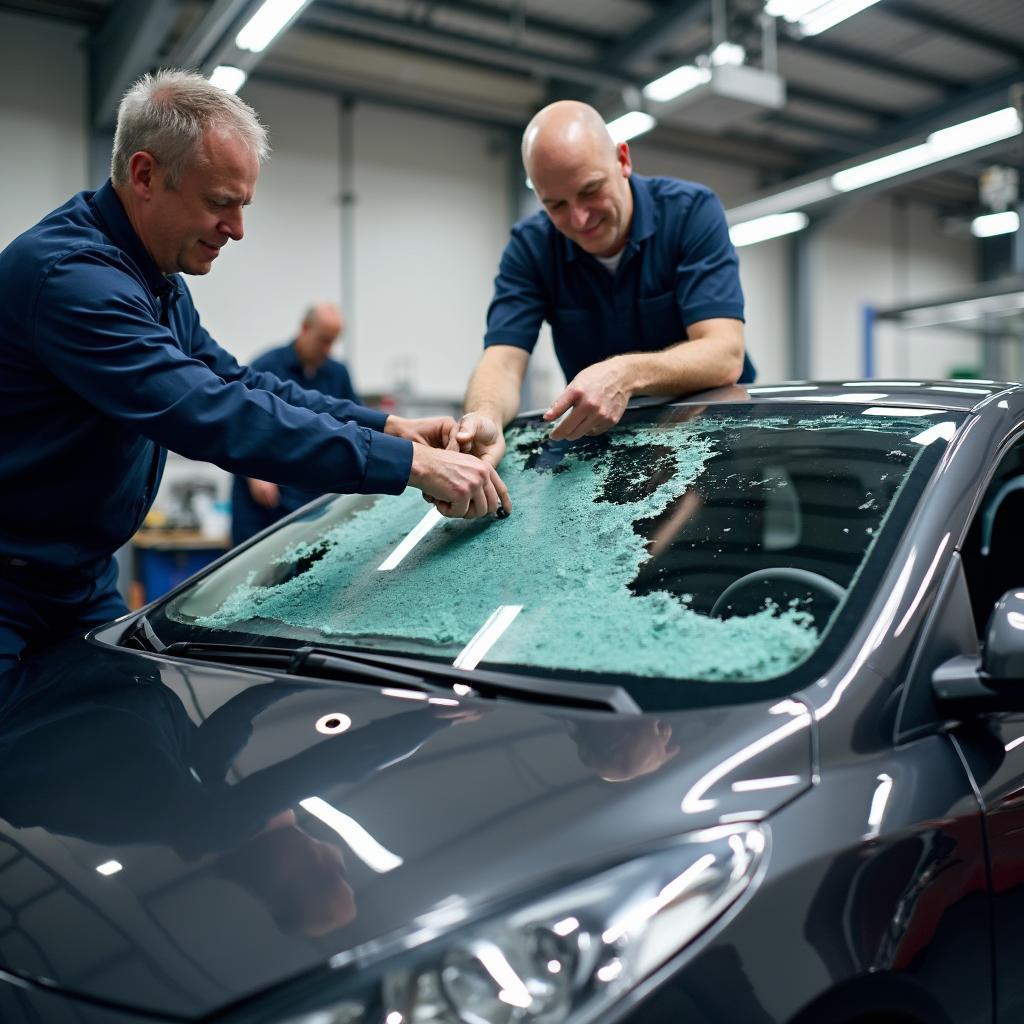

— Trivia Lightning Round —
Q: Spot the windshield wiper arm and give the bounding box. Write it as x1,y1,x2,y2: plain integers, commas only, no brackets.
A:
318,647,640,714
121,614,166,653
154,641,637,713
159,641,447,694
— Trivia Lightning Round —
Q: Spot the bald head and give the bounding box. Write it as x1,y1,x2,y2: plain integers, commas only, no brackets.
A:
521,101,616,173
295,301,344,374
522,101,634,258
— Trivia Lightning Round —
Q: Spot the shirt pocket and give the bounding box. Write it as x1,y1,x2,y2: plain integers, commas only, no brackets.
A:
638,291,683,350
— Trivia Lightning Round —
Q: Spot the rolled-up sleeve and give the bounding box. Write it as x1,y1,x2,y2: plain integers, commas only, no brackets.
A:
483,229,546,352
33,251,410,494
675,190,745,329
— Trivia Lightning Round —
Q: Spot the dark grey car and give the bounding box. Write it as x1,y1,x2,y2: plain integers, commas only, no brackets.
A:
3,380,1024,1024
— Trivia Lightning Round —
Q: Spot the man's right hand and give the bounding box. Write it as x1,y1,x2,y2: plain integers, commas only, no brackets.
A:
409,444,511,519
453,412,506,468
248,478,280,508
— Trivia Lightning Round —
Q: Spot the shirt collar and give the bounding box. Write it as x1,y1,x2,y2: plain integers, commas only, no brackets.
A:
90,179,179,303
561,174,657,264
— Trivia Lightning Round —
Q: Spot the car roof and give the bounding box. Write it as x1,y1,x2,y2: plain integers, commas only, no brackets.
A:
520,380,1023,422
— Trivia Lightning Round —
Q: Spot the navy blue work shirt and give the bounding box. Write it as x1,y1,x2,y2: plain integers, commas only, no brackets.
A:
232,342,361,543
484,174,754,384
0,181,412,573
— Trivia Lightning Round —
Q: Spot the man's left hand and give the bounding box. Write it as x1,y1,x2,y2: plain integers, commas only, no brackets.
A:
384,415,459,449
543,359,631,441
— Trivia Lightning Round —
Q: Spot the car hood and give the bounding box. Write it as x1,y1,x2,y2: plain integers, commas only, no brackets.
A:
0,644,813,1019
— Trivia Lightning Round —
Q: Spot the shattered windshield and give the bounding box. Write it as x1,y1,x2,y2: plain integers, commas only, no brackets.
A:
158,403,960,690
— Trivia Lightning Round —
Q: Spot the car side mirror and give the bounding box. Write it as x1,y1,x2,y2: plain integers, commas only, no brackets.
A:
982,589,1024,681
932,589,1024,711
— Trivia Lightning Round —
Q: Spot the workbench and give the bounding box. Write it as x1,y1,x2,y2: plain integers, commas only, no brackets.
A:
129,530,230,608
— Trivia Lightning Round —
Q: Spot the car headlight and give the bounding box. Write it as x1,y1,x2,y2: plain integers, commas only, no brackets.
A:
285,823,767,1024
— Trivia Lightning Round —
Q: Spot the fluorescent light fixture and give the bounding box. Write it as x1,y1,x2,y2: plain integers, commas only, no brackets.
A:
727,179,834,225
453,605,523,670
800,0,882,35
209,65,247,94
764,0,882,34
972,210,1020,238
96,860,123,876
378,507,442,571
730,211,808,246
930,107,1022,156
764,0,823,17
833,107,1022,192
643,65,711,103
606,111,656,144
300,797,403,872
236,0,308,53
709,42,746,66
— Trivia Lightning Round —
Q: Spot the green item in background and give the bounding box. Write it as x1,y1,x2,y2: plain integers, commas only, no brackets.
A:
949,365,984,379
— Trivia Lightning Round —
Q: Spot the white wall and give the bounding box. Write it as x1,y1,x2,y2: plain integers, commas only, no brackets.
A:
811,198,977,381
0,11,87,244
349,102,511,398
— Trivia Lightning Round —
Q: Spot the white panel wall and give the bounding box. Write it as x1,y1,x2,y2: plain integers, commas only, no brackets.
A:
0,12,87,245
349,102,511,398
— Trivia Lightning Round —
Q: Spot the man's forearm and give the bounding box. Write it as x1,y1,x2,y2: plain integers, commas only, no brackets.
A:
464,355,526,426
618,332,744,397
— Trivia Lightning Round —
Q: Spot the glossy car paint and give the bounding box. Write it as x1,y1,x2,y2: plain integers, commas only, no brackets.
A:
1,381,1022,1024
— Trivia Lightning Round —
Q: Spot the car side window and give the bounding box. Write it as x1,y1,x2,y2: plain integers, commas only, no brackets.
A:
961,437,1024,638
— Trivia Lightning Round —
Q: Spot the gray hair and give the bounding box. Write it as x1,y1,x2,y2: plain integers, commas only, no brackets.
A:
111,68,270,189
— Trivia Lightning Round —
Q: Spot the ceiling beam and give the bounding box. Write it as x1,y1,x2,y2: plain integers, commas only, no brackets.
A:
777,36,958,92
300,3,635,92
884,0,1024,64
164,0,251,70
89,0,182,129
802,69,1024,174
597,0,708,69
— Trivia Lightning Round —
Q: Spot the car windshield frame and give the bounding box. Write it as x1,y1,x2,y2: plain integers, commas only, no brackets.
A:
139,401,963,711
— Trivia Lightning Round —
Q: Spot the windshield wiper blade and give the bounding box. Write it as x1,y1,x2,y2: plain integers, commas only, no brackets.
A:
156,641,637,713
159,641,446,694
315,648,640,714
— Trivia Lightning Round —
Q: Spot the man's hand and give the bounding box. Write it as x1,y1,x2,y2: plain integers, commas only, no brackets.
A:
453,412,506,468
247,478,280,508
408,444,512,519
543,358,631,441
384,415,458,449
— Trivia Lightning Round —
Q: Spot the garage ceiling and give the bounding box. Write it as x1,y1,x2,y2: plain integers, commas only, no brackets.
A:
4,0,1023,214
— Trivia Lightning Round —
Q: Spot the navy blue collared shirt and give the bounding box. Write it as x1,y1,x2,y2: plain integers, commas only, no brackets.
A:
484,174,753,384
0,181,412,572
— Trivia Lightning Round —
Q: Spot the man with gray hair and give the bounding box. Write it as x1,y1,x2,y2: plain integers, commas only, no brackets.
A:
0,69,508,669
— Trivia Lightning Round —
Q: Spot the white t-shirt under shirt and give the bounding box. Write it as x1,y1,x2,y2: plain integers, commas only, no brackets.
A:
594,249,624,275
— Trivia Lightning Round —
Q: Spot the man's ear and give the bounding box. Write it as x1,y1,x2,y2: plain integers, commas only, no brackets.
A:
127,151,158,199
617,142,633,178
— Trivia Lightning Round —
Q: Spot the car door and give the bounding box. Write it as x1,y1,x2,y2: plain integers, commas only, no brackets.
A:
954,433,1024,1024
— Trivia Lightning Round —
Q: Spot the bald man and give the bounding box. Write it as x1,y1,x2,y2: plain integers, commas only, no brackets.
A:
456,100,753,466
231,303,361,544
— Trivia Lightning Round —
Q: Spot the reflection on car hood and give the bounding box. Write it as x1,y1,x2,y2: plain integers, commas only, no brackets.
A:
0,643,813,1018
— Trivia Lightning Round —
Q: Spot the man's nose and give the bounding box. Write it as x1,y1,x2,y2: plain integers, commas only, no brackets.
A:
570,205,589,230
220,209,244,241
